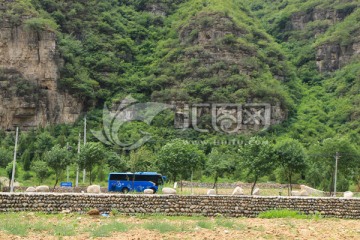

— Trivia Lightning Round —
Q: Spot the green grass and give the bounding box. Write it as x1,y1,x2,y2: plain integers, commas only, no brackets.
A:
258,209,322,219
91,221,129,237
0,211,329,238
0,220,28,236
197,220,214,230
215,218,246,230
53,223,77,236
143,222,181,233
30,221,53,232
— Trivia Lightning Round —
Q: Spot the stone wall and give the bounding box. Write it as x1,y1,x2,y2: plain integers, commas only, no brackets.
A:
3,183,300,193
178,181,300,189
2,186,109,193
0,193,360,219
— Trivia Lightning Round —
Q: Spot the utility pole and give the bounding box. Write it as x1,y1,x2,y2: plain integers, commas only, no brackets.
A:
83,115,87,184
76,133,80,187
66,142,69,182
190,169,193,195
10,127,19,193
84,115,87,145
334,152,340,197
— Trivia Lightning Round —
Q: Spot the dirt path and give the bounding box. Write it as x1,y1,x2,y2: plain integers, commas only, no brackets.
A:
1,214,360,239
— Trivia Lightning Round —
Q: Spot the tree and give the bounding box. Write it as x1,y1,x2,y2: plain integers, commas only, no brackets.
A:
21,149,32,171
5,162,17,190
78,142,106,184
307,138,360,193
34,131,55,157
239,136,277,195
129,147,155,172
205,148,236,191
275,138,307,195
31,160,50,184
107,152,129,172
44,145,71,188
157,139,205,182
0,147,12,168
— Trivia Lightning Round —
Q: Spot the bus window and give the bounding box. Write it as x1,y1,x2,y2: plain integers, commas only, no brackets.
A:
109,174,129,181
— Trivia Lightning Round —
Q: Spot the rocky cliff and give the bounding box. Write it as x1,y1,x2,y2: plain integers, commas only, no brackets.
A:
0,17,82,130
286,4,359,72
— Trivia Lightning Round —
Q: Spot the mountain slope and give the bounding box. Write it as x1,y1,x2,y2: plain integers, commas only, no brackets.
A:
246,0,360,144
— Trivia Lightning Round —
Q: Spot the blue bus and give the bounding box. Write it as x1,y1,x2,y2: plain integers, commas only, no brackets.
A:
108,172,165,193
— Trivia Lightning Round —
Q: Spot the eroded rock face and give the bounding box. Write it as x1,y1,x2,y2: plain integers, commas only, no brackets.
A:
144,0,186,16
287,6,359,73
290,8,353,32
0,19,82,130
179,12,251,75
316,41,360,72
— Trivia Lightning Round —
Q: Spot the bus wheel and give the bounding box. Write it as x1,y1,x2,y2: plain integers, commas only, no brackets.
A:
122,188,129,194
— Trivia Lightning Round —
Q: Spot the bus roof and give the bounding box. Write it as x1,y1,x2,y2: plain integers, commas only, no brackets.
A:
109,172,161,176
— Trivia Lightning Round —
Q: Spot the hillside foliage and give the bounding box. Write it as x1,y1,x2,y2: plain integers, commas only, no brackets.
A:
0,0,359,192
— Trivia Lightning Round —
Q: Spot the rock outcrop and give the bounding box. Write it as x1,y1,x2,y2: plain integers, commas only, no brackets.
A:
0,15,82,130
285,5,359,72
316,41,360,72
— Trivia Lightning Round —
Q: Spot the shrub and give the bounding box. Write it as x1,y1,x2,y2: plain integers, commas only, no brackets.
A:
24,17,58,32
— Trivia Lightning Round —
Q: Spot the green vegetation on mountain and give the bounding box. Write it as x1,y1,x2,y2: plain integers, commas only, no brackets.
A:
0,0,360,193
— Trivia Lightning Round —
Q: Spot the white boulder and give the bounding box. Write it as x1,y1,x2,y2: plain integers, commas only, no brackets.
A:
252,188,260,196
291,190,301,196
162,187,176,194
344,191,354,198
25,187,36,192
300,190,309,196
144,189,154,194
300,185,324,196
207,189,216,195
87,185,101,194
36,185,50,192
232,186,244,195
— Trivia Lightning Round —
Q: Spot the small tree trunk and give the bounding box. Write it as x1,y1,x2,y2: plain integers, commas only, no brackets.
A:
287,170,291,196
53,177,59,191
89,172,92,185
329,171,334,196
89,168,92,185
213,175,218,194
289,173,293,193
251,176,258,195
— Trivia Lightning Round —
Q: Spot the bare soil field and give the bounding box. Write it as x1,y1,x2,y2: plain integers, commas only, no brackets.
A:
0,212,360,239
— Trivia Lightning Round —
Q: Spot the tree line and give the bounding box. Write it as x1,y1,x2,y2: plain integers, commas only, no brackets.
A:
1,127,359,195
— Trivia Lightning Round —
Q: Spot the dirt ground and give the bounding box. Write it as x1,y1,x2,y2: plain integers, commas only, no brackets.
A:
1,213,360,240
